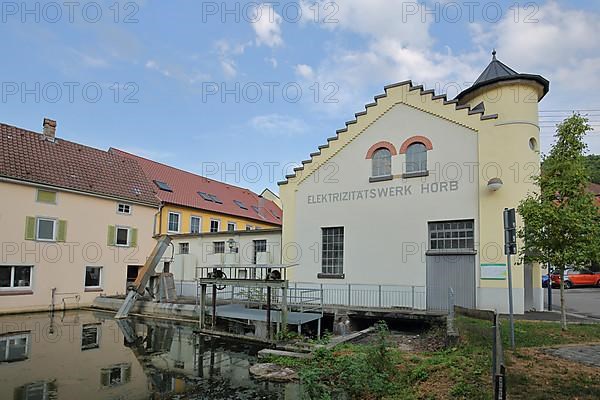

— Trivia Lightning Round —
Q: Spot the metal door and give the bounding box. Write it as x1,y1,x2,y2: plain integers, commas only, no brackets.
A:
426,254,476,310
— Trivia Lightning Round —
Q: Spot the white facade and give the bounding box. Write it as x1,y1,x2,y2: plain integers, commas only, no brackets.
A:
292,104,479,287
168,229,282,296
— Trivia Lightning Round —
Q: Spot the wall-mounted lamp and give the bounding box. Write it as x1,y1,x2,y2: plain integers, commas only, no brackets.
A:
227,238,237,253
487,177,503,191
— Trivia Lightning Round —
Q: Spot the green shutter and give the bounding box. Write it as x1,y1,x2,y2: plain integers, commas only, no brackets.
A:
123,365,132,383
57,220,67,242
130,228,138,248
25,216,36,240
100,370,109,387
36,189,57,204
107,225,116,246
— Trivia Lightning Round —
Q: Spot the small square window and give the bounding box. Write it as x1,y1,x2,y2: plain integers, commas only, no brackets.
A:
116,228,129,246
117,203,131,214
85,266,102,287
36,189,57,204
227,222,236,232
213,242,225,254
210,220,220,233
153,180,172,192
36,218,56,241
179,243,190,254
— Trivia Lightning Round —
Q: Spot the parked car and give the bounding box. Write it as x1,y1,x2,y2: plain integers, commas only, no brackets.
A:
542,274,550,288
550,268,600,289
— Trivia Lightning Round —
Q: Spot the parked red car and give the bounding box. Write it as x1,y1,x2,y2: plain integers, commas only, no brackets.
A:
550,268,600,289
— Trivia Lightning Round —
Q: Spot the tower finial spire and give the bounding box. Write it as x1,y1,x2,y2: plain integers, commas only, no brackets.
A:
492,49,497,60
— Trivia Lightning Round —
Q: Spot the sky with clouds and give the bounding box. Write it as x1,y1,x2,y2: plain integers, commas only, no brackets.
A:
1,0,599,193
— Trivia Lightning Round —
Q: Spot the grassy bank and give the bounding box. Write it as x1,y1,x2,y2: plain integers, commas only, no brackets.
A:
265,317,600,399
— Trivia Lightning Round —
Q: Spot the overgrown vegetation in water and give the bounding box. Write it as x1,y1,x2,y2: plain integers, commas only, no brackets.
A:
266,317,600,399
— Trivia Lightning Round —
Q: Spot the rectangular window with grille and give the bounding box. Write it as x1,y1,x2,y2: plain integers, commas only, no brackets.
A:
213,241,225,254
321,227,344,276
179,243,189,254
428,220,474,251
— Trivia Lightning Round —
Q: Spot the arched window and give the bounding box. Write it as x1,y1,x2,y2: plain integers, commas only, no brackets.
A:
406,143,427,173
372,148,392,177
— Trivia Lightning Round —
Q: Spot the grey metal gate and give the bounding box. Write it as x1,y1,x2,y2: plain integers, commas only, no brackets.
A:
426,254,476,310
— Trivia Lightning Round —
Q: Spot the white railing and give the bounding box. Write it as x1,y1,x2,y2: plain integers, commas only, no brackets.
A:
292,282,426,310
178,280,427,311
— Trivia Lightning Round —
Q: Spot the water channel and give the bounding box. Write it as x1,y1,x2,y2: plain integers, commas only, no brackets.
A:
0,310,301,399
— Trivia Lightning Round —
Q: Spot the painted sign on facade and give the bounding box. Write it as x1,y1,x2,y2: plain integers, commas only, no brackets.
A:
307,180,459,205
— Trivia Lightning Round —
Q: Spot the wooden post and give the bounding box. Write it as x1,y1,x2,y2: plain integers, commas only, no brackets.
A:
199,284,207,329
211,284,217,330
267,286,272,340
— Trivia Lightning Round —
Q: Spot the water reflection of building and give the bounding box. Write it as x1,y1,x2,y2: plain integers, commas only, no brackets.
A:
1,311,299,400
0,311,150,400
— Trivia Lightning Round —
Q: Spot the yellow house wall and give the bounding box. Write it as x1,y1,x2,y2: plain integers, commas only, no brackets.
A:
0,311,150,400
158,205,279,235
0,181,157,314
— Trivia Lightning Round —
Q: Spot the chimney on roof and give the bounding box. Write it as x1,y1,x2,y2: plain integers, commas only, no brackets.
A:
43,118,57,141
258,195,265,218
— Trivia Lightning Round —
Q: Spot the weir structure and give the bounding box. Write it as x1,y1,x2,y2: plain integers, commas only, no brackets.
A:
195,264,323,339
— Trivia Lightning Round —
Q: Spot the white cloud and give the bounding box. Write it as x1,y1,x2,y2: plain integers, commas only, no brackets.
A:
294,1,600,153
145,60,171,77
145,60,209,84
266,57,278,68
295,64,314,80
215,40,252,78
250,114,308,136
251,4,284,47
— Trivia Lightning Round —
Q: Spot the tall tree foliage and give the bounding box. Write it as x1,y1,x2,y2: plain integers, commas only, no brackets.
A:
584,154,600,184
518,114,600,330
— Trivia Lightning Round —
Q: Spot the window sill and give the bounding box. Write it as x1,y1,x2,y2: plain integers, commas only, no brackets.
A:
402,171,429,179
84,287,104,292
369,175,393,183
0,290,34,296
426,250,477,256
317,273,345,279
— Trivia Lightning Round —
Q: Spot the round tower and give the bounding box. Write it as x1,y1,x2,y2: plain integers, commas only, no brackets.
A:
457,50,549,313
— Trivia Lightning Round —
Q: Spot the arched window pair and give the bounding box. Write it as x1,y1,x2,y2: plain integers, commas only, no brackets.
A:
366,137,432,179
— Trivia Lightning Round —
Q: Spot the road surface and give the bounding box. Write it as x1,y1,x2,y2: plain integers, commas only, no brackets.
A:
544,287,600,320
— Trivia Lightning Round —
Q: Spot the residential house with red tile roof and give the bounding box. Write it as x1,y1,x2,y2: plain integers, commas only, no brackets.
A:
0,119,160,314
110,149,282,239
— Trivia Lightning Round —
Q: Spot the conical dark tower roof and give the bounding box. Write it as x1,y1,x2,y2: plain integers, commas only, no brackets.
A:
456,50,549,103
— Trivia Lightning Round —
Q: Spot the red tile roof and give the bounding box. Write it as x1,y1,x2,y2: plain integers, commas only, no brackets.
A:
110,148,282,225
0,123,160,206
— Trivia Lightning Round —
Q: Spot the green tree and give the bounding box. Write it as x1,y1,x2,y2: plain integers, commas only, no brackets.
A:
518,114,600,330
584,154,600,184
